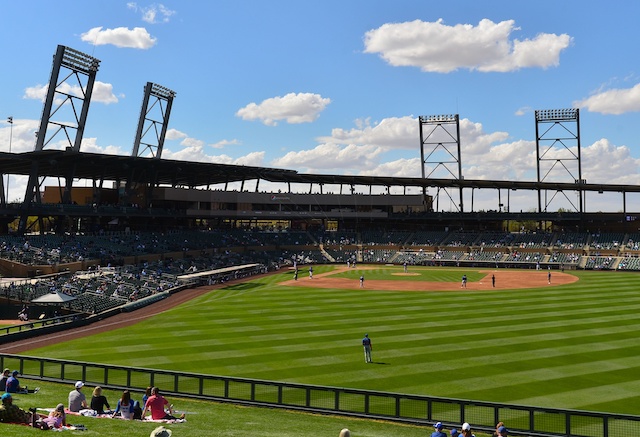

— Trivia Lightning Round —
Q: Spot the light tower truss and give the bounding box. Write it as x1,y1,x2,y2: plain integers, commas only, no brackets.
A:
535,108,583,213
34,45,100,153
132,82,176,159
419,114,463,212
20,45,100,234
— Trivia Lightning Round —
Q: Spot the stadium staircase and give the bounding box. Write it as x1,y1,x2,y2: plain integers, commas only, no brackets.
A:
318,244,335,262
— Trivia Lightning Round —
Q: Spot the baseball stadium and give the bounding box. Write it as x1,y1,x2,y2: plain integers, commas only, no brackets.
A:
1,45,640,437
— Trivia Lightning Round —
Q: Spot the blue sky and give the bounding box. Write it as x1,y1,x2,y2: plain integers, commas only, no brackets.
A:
1,1,640,212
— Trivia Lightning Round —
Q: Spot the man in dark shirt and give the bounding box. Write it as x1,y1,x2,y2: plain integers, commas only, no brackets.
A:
362,333,372,363
0,393,33,424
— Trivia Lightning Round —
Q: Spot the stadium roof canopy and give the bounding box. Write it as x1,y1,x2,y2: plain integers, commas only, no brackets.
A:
2,149,640,195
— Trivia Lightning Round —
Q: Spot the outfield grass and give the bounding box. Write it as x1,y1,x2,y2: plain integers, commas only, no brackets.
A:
21,267,640,417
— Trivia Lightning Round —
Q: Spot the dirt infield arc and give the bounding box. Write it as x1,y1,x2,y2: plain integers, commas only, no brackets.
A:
280,267,578,291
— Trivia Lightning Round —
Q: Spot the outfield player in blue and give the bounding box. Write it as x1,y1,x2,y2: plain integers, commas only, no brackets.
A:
362,333,372,363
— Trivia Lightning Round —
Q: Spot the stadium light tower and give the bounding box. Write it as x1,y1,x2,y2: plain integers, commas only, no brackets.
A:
535,108,582,213
19,45,100,235
34,45,100,152
132,82,176,159
419,114,463,213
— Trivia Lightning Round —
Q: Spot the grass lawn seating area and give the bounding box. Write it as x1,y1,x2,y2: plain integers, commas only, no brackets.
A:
0,380,436,437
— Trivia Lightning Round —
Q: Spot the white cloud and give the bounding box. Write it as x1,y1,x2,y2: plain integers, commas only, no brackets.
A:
163,143,265,166
361,158,422,177
24,81,119,104
236,92,331,126
165,128,188,140
210,139,240,149
318,116,416,149
272,143,383,172
81,26,157,49
91,82,120,104
581,138,640,184
80,137,128,155
574,83,640,114
363,18,572,73
515,106,533,116
1,118,39,153
128,2,176,24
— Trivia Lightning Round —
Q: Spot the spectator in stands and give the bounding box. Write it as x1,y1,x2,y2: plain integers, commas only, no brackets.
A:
431,421,447,437
460,422,475,437
43,403,67,429
339,429,351,437
112,389,135,420
68,381,88,412
0,368,10,391
141,387,184,420
90,386,111,414
5,370,27,394
0,392,37,425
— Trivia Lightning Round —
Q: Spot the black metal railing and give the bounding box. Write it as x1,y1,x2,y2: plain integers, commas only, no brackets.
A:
0,314,83,335
1,354,638,437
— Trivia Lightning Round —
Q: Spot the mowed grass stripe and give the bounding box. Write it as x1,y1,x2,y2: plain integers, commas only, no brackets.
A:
24,267,640,415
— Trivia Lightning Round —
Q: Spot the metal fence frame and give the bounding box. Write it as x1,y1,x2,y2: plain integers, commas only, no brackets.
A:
1,354,638,436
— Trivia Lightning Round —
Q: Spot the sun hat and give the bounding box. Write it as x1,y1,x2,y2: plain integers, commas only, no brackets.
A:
462,422,471,431
150,426,173,437
75,381,84,389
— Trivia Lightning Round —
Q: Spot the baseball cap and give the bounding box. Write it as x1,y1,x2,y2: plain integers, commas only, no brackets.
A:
434,422,443,429
462,422,471,431
12,370,19,376
450,429,459,436
1,393,11,401
498,425,508,435
75,381,84,389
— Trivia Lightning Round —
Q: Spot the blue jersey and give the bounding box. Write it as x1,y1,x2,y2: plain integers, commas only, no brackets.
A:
362,337,371,346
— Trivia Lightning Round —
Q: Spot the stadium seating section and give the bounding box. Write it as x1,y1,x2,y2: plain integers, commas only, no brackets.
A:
3,229,640,317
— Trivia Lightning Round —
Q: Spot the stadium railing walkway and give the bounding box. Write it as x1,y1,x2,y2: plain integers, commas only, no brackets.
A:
1,354,638,437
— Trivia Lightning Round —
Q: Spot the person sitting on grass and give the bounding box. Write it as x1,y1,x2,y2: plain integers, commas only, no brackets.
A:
431,422,447,437
112,390,135,420
5,370,28,394
0,392,39,425
90,386,111,414
141,387,185,421
42,403,67,429
68,381,88,412
0,368,10,391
